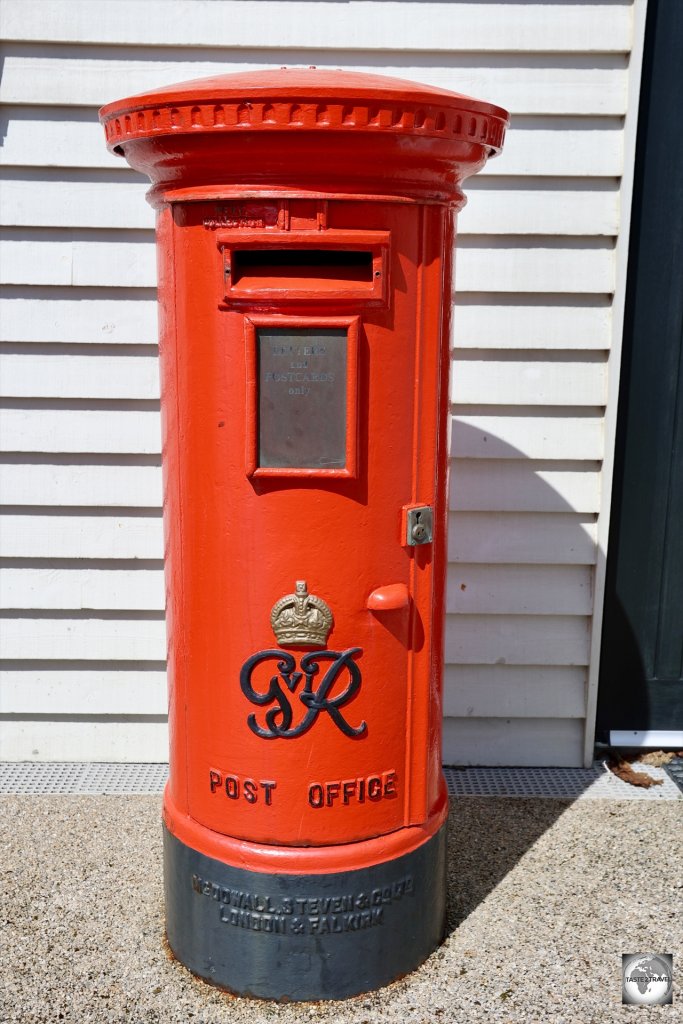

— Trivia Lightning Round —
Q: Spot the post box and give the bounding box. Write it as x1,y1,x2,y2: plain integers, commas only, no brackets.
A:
100,69,507,1000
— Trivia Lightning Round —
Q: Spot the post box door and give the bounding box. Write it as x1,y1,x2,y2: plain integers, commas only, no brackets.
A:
163,198,449,848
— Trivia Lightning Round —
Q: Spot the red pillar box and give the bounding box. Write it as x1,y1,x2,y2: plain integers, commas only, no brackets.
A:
100,70,507,1001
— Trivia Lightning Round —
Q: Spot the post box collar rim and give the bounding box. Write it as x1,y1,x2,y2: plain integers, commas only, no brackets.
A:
99,67,509,157
100,67,508,121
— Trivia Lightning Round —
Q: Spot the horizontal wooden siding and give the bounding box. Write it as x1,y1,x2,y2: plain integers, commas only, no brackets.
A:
0,0,643,764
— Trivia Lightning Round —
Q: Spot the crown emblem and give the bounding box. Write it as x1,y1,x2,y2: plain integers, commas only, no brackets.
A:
270,581,333,648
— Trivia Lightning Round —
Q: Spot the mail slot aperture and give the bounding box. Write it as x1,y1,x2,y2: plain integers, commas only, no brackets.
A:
235,249,373,286
218,229,389,304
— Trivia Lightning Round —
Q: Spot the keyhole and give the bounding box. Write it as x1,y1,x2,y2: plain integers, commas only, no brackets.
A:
412,511,428,542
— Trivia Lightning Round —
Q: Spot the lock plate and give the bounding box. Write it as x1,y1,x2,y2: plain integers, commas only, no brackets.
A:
405,506,433,546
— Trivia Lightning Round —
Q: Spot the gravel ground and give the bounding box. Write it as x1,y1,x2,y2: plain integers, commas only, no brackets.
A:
1,795,681,1023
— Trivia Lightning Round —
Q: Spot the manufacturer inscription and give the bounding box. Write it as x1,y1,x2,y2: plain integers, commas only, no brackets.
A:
240,648,366,740
191,873,415,936
203,202,276,229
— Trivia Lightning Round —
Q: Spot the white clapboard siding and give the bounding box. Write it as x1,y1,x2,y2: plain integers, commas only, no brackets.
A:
0,235,615,293
0,616,167,661
451,355,608,406
458,182,619,236
453,299,612,350
5,357,608,411
449,460,601,513
0,292,611,349
0,514,164,560
480,118,624,178
0,464,162,508
4,564,590,615
0,408,161,455
0,235,157,289
0,0,645,766
0,291,158,345
0,510,599,563
0,177,155,231
0,669,167,716
1,568,165,611
446,564,593,615
0,110,126,171
0,288,614,352
450,413,604,460
2,176,619,237
443,665,586,719
0,51,628,116
0,352,160,399
0,111,625,180
445,614,591,666
455,241,615,294
447,512,598,564
0,720,169,762
442,718,584,767
1,1,633,53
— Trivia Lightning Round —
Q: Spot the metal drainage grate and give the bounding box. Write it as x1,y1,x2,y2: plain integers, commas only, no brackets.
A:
443,764,600,798
0,762,168,795
442,764,682,800
0,762,680,799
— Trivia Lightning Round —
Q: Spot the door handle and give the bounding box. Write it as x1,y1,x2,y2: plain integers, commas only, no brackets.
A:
366,583,410,611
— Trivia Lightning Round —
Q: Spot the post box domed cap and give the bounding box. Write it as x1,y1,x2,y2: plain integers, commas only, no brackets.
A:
100,67,508,155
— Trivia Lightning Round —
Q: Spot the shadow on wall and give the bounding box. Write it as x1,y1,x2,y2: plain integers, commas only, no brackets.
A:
445,409,647,767
441,415,620,934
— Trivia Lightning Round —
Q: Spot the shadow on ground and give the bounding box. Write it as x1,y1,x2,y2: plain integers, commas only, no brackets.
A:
445,797,572,935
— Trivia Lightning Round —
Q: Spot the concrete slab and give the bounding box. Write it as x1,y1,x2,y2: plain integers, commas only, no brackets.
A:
1,795,680,1023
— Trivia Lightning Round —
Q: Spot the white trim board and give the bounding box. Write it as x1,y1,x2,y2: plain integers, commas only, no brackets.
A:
609,731,683,749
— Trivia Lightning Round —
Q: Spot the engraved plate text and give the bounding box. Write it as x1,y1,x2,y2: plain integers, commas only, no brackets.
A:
258,328,347,469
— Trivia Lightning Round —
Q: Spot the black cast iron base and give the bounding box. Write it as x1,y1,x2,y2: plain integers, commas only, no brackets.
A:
163,823,447,1001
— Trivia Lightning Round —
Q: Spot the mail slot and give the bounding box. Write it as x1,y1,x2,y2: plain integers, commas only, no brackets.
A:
100,68,507,1001
233,248,372,285
219,230,389,303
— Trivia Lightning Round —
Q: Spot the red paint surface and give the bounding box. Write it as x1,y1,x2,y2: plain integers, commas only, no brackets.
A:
100,70,507,872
